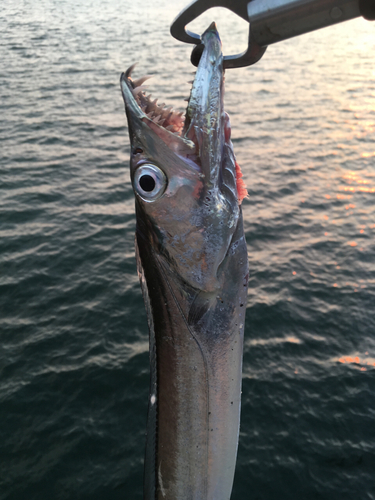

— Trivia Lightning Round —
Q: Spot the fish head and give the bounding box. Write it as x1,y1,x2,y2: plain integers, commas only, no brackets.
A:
121,23,248,293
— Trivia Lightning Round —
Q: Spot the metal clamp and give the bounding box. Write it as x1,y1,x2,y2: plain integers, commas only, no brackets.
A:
171,0,375,69
170,0,267,68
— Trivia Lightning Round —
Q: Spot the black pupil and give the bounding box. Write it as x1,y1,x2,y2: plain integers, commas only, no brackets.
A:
139,174,156,192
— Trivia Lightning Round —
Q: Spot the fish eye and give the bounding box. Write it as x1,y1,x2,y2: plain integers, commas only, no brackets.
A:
133,164,167,202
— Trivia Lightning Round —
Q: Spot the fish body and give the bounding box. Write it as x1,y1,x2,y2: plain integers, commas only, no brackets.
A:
121,24,248,500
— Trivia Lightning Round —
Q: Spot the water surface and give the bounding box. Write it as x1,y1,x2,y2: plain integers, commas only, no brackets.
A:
1,1,374,498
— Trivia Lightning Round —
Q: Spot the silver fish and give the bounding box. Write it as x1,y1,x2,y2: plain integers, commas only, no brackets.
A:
120,23,249,500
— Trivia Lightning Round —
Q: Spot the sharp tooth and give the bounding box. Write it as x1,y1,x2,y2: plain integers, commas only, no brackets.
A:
132,86,148,96
153,115,162,124
125,63,137,78
162,106,173,118
147,94,152,100
147,99,158,112
146,112,155,119
177,111,184,117
132,75,153,87
141,106,147,113
166,125,174,131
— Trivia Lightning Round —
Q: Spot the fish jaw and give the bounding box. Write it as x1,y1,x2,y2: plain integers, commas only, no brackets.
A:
120,24,244,294
184,23,225,186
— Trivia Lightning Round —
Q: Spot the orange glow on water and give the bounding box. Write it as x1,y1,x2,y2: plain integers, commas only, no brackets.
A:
348,241,357,247
338,355,375,369
286,336,300,344
343,172,369,184
339,356,360,364
337,170,375,195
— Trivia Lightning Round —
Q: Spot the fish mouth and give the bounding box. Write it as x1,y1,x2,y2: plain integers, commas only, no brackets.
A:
121,22,247,208
120,22,224,162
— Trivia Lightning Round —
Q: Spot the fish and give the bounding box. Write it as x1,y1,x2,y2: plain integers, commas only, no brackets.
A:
120,23,249,500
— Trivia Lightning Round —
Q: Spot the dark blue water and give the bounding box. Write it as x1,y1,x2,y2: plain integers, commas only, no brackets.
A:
1,1,375,498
